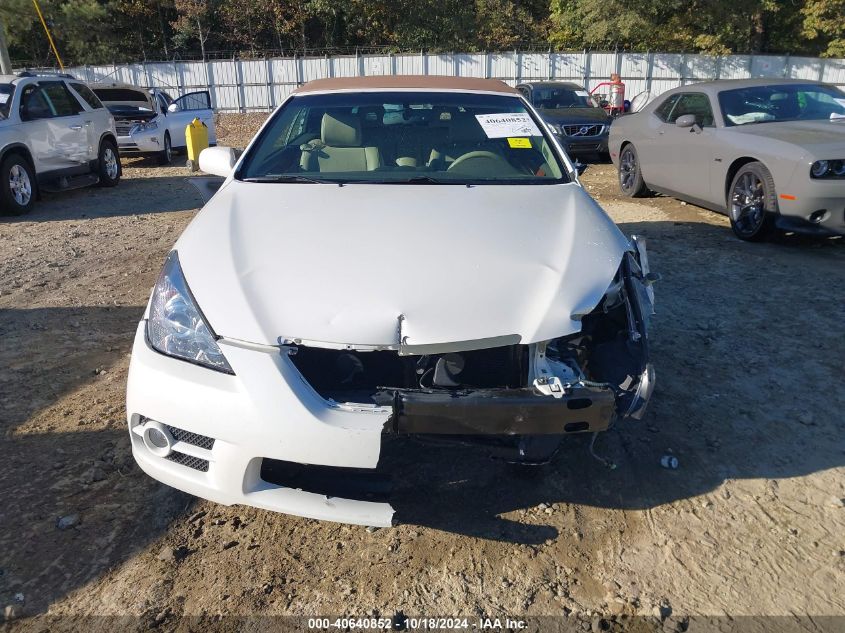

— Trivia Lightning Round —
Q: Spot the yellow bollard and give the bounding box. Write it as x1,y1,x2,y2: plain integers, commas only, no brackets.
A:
185,118,209,172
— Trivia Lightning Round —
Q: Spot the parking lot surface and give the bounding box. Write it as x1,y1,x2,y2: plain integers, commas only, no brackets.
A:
1,114,843,628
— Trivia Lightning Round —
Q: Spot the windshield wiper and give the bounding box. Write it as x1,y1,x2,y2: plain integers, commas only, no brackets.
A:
365,175,455,185
241,175,338,184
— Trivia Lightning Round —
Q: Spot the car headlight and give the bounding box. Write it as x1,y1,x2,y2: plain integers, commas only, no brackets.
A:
132,120,158,134
146,251,234,374
810,160,845,178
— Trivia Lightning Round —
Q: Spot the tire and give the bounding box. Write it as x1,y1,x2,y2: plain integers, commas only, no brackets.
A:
96,139,121,187
0,154,36,216
727,162,777,242
618,143,649,197
157,132,172,165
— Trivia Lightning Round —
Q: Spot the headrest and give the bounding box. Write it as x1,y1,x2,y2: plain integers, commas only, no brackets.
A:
322,112,362,147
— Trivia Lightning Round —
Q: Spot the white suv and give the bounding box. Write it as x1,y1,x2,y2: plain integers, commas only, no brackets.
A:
0,72,120,215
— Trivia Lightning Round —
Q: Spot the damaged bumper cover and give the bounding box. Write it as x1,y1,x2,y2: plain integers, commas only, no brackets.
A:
126,238,656,526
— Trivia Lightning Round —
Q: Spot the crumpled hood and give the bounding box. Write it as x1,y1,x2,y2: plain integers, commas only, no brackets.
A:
175,182,630,349
731,119,845,155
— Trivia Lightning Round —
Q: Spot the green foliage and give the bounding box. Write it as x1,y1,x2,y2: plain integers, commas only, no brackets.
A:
0,0,842,66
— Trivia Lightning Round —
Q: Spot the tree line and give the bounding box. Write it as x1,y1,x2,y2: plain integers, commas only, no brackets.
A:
2,0,843,67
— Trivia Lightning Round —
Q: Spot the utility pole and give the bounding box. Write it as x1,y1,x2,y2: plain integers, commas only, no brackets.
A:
0,15,13,74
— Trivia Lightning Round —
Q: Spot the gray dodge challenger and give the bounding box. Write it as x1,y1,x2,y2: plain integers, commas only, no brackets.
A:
608,78,845,240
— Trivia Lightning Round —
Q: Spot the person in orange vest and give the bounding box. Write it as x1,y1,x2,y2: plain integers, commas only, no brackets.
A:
590,73,626,116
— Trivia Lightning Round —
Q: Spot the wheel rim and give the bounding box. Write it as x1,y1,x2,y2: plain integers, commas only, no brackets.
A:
730,171,765,235
619,148,636,191
9,164,32,206
103,147,119,179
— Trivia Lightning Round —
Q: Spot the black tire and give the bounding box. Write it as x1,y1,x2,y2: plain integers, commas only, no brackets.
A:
0,154,37,216
96,139,121,187
157,132,172,165
727,162,777,242
618,143,649,197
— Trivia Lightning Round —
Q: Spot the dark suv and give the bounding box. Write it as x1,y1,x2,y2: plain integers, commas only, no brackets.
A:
517,81,611,162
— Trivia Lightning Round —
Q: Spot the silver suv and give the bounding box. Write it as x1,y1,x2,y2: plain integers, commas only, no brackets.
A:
0,72,120,215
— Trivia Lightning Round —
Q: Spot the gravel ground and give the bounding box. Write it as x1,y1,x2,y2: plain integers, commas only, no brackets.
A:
1,114,844,630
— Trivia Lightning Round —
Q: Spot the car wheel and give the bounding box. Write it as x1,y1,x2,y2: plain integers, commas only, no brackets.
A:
97,140,121,187
0,154,36,216
158,132,172,165
728,162,776,242
618,144,649,197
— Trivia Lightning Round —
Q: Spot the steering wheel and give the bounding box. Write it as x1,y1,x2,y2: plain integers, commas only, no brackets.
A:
447,150,515,174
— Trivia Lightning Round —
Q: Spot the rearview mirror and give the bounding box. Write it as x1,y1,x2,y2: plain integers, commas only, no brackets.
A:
199,146,237,178
167,103,180,113
675,114,697,128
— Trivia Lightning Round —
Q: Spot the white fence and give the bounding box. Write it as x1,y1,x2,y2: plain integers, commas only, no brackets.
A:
59,51,845,113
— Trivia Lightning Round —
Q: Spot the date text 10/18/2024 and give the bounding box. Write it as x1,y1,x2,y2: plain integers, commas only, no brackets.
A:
308,617,528,630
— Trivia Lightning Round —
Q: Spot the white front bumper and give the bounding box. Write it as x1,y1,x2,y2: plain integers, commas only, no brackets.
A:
126,321,395,526
117,132,161,154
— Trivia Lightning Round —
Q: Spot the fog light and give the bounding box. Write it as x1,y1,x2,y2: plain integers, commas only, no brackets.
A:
142,420,174,457
809,209,829,224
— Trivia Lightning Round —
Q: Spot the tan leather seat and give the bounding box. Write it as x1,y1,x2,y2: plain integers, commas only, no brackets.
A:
300,112,382,172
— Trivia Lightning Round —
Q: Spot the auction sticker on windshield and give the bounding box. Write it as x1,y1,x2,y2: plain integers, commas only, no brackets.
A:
475,113,541,138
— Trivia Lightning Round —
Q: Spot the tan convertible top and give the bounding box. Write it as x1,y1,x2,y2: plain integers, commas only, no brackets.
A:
294,75,519,95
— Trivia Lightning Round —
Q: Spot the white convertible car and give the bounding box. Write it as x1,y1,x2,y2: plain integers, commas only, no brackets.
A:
126,76,657,526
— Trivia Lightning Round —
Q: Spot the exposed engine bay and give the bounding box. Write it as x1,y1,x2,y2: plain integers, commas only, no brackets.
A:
286,241,656,463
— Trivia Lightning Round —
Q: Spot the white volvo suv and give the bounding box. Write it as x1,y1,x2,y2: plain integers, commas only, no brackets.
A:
0,72,120,215
126,76,657,527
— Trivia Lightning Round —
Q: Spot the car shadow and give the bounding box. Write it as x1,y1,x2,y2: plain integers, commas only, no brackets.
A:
0,306,190,616
0,174,204,223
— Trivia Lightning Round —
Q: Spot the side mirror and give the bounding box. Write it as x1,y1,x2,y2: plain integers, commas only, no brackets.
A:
199,146,237,178
573,160,588,176
167,103,180,113
675,114,697,128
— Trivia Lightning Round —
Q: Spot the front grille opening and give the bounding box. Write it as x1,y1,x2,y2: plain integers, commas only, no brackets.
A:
166,425,215,450
288,345,527,404
260,459,391,502
166,451,209,472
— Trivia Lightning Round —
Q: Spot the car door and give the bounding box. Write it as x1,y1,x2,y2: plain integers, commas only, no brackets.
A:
661,93,718,202
19,82,87,171
69,81,113,160
630,93,680,190
171,91,215,144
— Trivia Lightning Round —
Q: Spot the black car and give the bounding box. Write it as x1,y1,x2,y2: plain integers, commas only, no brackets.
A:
517,81,612,162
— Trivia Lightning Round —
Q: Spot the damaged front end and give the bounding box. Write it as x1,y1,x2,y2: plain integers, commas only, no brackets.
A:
286,237,657,464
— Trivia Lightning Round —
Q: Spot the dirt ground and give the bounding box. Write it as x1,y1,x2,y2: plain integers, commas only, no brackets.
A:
1,113,844,631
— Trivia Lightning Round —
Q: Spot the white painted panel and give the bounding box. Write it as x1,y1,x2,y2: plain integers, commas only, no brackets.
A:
650,54,683,79
300,57,330,82
456,53,485,77
820,58,845,85
620,53,648,78
428,54,454,76
363,56,391,76
752,55,786,77
242,84,268,109
270,59,298,84
394,55,424,75
240,60,268,84
649,79,682,97
719,56,752,79
326,56,352,78
519,53,549,79
788,57,822,80
272,84,297,105
552,53,586,79
589,53,618,79
180,62,208,88
489,52,517,80
685,55,719,80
